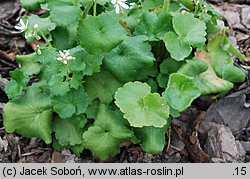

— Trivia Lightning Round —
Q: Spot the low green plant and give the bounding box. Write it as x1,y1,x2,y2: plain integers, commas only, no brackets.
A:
3,0,247,160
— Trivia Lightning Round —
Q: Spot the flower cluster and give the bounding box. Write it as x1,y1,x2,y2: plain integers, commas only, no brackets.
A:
56,50,75,65
15,19,41,40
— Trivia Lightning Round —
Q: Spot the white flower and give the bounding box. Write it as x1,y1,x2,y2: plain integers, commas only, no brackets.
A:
36,45,42,55
15,19,29,32
33,24,39,29
56,50,75,64
111,0,129,14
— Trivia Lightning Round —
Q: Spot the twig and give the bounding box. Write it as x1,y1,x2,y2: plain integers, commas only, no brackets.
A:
166,126,171,152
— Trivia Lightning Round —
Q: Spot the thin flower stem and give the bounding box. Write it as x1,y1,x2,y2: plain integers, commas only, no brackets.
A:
163,0,170,12
81,0,94,19
93,0,97,17
39,31,52,48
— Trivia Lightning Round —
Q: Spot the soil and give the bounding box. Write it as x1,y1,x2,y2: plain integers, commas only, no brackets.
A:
0,0,250,163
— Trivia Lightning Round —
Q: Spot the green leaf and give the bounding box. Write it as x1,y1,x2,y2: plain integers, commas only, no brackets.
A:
53,115,87,146
49,3,81,49
10,69,29,86
3,83,53,144
69,46,103,76
163,73,200,111
83,104,133,160
46,0,75,7
78,13,127,55
4,80,23,99
69,72,83,89
86,99,99,119
207,34,246,82
68,58,86,73
51,26,77,50
173,12,207,47
178,51,234,94
178,59,208,77
94,104,133,140
16,53,41,76
163,32,192,61
222,65,245,83
134,12,172,41
84,71,122,104
104,36,156,82
48,74,70,96
142,0,163,9
25,15,56,35
156,73,169,88
160,58,184,75
115,81,169,127
207,34,233,77
134,125,168,154
70,144,85,157
82,0,109,6
83,126,120,160
36,47,58,64
5,69,29,99
52,136,85,157
157,58,184,88
50,4,81,27
20,0,45,10
184,51,233,94
178,0,195,10
52,86,89,119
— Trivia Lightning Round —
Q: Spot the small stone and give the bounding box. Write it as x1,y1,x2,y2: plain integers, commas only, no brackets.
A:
241,6,250,29
204,123,246,163
240,141,250,153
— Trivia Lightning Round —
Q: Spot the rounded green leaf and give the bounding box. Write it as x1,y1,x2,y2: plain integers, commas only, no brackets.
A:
4,80,23,99
134,12,172,41
3,84,53,144
115,81,169,127
52,86,89,119
78,13,127,55
83,104,133,160
16,53,41,76
104,36,156,82
50,4,81,26
163,32,192,61
163,73,201,111
178,51,234,95
135,125,168,154
84,71,122,104
83,126,121,160
5,69,29,99
53,116,87,146
173,12,207,47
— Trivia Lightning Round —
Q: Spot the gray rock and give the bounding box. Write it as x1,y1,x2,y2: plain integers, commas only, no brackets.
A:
241,6,250,29
200,94,250,135
204,123,246,163
240,141,250,153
